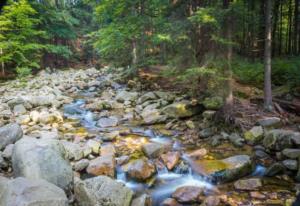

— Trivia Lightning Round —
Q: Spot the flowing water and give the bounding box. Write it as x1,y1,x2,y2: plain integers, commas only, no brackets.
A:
63,81,295,205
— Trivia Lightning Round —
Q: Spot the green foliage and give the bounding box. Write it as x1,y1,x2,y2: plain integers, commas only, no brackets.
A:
16,67,32,78
0,0,44,73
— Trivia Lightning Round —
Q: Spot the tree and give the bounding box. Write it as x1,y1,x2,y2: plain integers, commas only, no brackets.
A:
0,0,44,76
264,0,273,111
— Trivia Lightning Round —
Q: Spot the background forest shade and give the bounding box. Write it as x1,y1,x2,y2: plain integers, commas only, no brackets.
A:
0,0,299,90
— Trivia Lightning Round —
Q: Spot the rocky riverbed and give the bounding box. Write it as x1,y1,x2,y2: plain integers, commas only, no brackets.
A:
0,67,299,206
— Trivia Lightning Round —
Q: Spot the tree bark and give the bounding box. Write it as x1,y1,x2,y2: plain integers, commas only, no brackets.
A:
0,48,4,76
264,0,273,111
294,0,299,54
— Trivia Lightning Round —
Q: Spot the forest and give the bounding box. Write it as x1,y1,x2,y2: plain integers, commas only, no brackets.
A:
0,0,300,206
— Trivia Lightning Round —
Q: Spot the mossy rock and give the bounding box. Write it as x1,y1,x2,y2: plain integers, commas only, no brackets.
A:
203,96,224,110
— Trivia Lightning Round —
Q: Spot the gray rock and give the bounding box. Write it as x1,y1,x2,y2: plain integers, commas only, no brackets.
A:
234,178,263,190
0,177,68,206
2,144,14,159
74,176,133,206
0,123,23,150
141,108,167,125
192,155,253,183
13,104,27,115
258,117,281,128
125,158,156,181
7,97,25,108
97,116,119,128
137,92,157,104
282,148,300,159
282,159,298,171
131,194,152,206
142,142,166,158
202,110,216,120
12,138,73,190
116,91,138,103
162,101,202,118
199,128,215,139
263,129,294,151
265,163,285,177
61,140,84,160
229,133,245,147
74,159,90,171
244,126,264,143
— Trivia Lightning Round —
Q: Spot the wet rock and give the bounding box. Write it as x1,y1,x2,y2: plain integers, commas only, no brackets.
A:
263,129,294,151
116,91,138,103
137,92,158,104
12,137,73,190
172,186,203,203
203,96,223,110
244,126,264,143
131,194,152,206
265,163,285,177
0,123,23,150
75,176,133,206
187,148,208,159
125,158,156,181
199,128,215,139
210,135,226,147
192,155,253,183
61,140,84,160
282,149,300,159
201,196,221,206
258,117,281,128
86,154,116,177
228,133,244,147
234,178,262,190
74,159,90,172
282,159,298,171
162,198,183,206
116,155,130,166
0,177,68,206
13,104,26,115
161,151,180,170
162,101,202,118
141,108,167,124
142,142,166,158
97,116,119,128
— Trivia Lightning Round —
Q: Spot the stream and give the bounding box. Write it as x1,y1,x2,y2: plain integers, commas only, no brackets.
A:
62,80,273,205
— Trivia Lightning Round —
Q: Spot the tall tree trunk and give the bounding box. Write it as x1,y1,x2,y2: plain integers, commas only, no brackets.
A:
132,40,138,66
223,0,233,111
279,0,283,55
264,0,273,111
288,0,293,54
294,0,299,54
0,48,4,76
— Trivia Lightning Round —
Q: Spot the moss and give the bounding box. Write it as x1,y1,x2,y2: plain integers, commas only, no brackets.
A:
203,96,223,110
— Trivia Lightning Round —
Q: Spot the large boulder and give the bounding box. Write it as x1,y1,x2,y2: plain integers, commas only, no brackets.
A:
75,176,133,206
142,142,166,158
172,186,204,203
258,117,281,128
263,129,295,151
162,101,202,118
97,116,119,128
0,177,68,206
86,154,116,177
141,108,167,125
244,126,264,143
124,158,156,181
12,137,73,190
0,123,23,150
116,91,138,103
191,155,253,183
